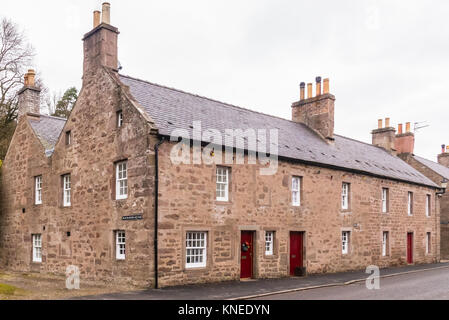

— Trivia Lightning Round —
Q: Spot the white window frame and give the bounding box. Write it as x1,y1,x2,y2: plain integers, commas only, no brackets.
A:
116,231,126,260
342,183,350,210
292,177,301,207
382,232,389,257
408,192,413,216
426,195,431,217
117,111,123,128
116,161,128,200
426,232,431,255
35,176,42,205
216,167,229,202
66,131,71,146
185,232,207,269
342,231,350,255
265,231,274,256
63,174,71,207
382,188,388,213
32,234,42,263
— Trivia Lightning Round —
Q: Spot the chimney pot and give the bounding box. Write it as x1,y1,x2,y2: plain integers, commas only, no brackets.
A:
442,145,446,154
27,69,35,87
398,124,403,135
93,10,101,28
406,122,411,133
323,78,330,94
307,83,313,99
447,146,449,153
378,119,383,129
300,82,305,100
102,2,111,25
385,118,390,128
316,77,322,96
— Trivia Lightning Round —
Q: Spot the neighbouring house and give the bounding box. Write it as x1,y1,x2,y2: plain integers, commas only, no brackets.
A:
393,124,449,259
0,4,441,288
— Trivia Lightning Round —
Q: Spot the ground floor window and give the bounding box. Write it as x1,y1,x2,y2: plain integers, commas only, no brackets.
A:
342,231,350,255
186,232,207,268
265,231,274,256
115,231,126,260
382,232,389,257
426,232,431,255
32,234,42,263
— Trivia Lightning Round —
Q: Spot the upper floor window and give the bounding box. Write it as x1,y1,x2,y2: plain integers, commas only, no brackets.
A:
115,230,126,260
342,231,350,255
292,177,301,207
65,131,72,146
426,194,431,217
216,167,229,202
382,188,389,213
117,111,123,128
265,231,275,256
35,176,42,205
186,231,207,269
32,234,42,263
408,192,413,216
342,183,350,210
116,161,128,200
63,174,71,207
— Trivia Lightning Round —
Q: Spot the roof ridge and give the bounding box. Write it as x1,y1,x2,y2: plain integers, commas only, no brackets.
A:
39,114,67,121
119,73,298,124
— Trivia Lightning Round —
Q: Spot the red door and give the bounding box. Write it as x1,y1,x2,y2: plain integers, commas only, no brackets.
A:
240,231,254,279
407,233,413,264
290,232,304,276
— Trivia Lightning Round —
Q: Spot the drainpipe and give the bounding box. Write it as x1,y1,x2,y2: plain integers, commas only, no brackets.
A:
154,136,166,289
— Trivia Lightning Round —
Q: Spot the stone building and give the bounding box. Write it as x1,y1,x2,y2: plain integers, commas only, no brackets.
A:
392,125,449,259
0,4,442,288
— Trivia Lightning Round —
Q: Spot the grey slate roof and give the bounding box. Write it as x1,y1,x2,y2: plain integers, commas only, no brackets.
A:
413,155,449,180
119,74,438,188
28,114,66,156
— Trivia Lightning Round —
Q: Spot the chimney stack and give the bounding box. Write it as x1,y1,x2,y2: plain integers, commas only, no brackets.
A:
395,122,415,155
83,3,119,79
438,144,449,167
372,117,396,153
18,69,41,118
292,77,335,141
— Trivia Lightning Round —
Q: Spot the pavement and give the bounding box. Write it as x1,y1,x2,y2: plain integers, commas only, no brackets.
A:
74,262,449,300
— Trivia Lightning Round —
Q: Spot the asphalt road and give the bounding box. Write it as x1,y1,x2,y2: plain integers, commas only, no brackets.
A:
252,267,449,300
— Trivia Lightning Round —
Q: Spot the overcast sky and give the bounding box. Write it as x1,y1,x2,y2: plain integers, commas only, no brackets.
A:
2,0,449,161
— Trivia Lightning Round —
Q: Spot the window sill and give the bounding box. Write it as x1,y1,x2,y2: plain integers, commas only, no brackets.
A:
263,254,278,260
215,200,232,205
184,266,208,273
341,210,352,215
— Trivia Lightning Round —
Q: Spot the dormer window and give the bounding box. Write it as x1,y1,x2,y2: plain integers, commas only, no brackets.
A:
117,111,123,128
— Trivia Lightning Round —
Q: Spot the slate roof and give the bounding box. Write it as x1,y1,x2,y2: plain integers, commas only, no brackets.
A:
119,74,438,188
28,114,66,156
413,155,449,180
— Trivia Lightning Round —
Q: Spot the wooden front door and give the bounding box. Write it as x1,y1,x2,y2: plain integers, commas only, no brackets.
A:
240,231,254,279
290,232,304,276
407,233,414,264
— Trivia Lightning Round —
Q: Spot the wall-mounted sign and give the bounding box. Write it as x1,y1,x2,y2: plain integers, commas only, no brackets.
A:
122,215,143,221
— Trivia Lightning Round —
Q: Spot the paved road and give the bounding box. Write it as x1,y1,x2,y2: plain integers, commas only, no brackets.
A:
252,267,449,300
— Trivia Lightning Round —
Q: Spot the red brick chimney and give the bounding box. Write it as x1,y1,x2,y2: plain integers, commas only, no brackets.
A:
438,145,449,167
82,2,119,79
372,118,396,153
395,122,415,155
18,69,41,118
292,77,335,141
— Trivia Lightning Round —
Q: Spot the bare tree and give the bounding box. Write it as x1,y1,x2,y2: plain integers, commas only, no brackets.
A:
0,17,35,159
